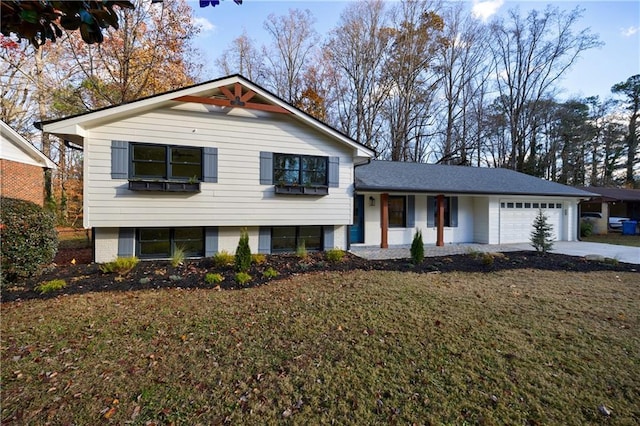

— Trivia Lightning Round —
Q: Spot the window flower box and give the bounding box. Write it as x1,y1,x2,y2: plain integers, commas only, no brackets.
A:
274,184,328,195
128,180,201,193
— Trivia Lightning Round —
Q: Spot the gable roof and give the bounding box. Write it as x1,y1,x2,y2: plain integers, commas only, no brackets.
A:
579,186,640,202
355,161,596,198
1,120,56,169
36,74,375,159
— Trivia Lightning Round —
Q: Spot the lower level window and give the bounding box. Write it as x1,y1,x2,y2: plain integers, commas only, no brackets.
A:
137,227,204,258
272,226,323,253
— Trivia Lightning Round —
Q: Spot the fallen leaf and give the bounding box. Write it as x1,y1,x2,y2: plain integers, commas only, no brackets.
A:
103,406,117,419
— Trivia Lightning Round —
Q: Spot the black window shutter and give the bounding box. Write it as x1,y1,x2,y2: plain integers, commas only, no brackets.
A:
111,141,129,179
407,195,415,228
427,196,435,227
205,227,218,256
259,152,273,185
451,197,458,227
117,228,135,257
203,147,218,183
328,156,339,187
323,226,334,250
258,227,271,253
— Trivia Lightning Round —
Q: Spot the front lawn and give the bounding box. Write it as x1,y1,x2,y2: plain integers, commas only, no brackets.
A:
2,269,639,424
582,232,640,247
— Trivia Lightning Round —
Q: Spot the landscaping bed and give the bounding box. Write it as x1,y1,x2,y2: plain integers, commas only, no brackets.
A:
2,247,637,303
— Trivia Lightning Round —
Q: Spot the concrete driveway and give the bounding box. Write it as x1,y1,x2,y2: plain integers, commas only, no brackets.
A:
351,241,640,265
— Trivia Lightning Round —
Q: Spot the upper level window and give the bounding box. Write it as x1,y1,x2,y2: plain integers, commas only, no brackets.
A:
132,144,202,181
273,154,327,186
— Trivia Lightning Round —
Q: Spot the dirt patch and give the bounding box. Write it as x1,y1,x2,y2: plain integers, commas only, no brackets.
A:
2,247,637,303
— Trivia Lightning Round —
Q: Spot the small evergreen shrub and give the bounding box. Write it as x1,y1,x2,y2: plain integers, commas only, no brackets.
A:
212,251,235,268
1,197,58,281
171,246,186,267
205,272,224,285
35,279,67,294
252,253,266,265
530,209,555,254
235,272,252,285
410,229,424,264
262,267,279,279
99,257,139,275
296,240,308,258
580,220,594,237
325,248,345,263
235,228,252,272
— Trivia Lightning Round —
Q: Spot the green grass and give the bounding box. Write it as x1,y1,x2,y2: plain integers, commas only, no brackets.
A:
582,232,640,247
2,270,639,424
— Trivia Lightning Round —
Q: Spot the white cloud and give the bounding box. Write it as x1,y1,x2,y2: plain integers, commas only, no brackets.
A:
194,17,216,33
621,26,639,37
472,0,505,22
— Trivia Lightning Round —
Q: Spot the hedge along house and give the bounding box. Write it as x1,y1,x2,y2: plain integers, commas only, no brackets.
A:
37,75,374,263
1,120,57,206
352,161,596,248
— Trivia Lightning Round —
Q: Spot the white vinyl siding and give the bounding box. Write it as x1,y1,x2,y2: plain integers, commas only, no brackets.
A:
83,105,354,229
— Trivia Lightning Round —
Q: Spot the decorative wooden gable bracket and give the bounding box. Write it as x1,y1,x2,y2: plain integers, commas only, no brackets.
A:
173,83,290,114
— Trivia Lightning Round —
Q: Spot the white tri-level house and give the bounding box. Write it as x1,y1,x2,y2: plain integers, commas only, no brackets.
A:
38,75,594,263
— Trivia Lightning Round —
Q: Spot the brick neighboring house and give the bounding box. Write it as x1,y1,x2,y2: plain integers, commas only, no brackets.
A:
1,120,56,206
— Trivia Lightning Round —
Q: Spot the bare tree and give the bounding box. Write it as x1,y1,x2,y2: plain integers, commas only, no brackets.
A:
262,9,319,104
436,2,490,166
215,31,265,82
382,0,444,162
324,0,391,151
488,5,601,172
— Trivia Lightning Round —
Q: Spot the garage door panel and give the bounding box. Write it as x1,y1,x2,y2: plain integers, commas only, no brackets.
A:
499,201,562,244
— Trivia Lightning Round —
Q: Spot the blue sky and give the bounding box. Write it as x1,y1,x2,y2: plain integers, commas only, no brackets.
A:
192,0,639,100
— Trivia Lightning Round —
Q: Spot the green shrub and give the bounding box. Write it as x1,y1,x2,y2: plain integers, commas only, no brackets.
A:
325,248,345,263
35,279,67,294
1,197,58,282
530,210,555,255
296,240,307,258
99,257,139,275
410,229,424,264
252,253,266,265
235,272,252,285
481,252,494,266
580,220,594,237
262,267,279,279
205,272,224,285
212,251,235,268
171,246,185,267
235,228,252,272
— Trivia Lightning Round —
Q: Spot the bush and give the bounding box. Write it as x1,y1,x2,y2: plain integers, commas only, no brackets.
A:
580,220,594,237
296,240,307,259
252,253,266,265
205,272,224,285
171,246,185,267
1,197,58,282
530,209,555,254
410,229,424,264
325,248,345,263
262,267,279,279
212,251,235,268
235,228,252,272
235,272,252,285
35,279,67,294
99,257,139,275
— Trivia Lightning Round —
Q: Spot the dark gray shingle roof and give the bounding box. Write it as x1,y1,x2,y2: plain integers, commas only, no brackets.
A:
355,161,596,197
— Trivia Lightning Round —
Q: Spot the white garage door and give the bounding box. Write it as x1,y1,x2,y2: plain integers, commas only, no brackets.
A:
499,200,563,244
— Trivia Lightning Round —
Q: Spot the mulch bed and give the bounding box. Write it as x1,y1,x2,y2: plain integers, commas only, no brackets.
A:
2,247,637,303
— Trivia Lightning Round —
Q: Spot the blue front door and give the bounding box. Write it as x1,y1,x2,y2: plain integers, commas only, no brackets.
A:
350,194,365,244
